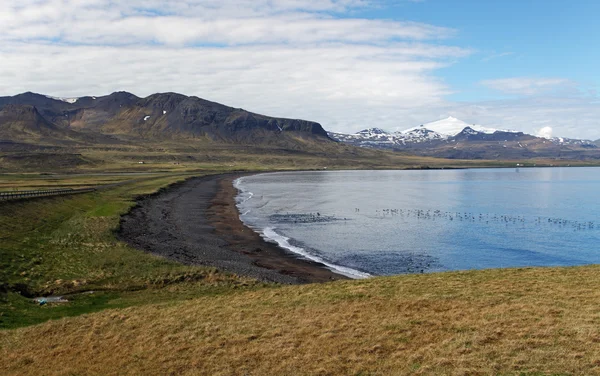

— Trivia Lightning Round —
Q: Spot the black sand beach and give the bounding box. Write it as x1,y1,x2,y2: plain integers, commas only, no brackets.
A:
118,173,347,284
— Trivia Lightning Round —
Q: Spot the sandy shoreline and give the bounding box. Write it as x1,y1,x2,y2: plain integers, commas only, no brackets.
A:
118,173,347,284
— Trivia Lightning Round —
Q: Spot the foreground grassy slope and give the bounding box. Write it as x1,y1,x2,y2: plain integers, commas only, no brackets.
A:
2,266,600,375
0,172,259,329
2,170,600,375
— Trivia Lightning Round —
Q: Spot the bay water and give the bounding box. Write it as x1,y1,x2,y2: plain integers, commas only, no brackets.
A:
234,168,600,278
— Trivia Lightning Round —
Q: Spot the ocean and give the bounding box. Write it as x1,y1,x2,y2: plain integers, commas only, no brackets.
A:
234,168,600,278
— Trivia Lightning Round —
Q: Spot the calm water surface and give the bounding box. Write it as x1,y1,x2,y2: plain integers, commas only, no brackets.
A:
235,168,600,278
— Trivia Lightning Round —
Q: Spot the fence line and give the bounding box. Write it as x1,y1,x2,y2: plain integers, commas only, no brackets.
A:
0,187,96,202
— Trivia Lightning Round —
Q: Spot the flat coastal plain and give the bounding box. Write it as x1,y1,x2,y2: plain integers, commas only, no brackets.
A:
118,173,347,284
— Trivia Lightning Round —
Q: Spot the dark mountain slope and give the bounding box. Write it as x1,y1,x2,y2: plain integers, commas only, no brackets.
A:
452,127,535,142
0,92,330,146
100,93,329,143
0,92,138,130
0,104,83,144
68,92,140,130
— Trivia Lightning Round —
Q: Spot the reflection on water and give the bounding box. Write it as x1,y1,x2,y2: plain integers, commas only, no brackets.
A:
236,168,600,277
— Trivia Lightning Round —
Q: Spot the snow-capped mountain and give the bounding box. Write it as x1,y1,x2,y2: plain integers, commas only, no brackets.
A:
329,116,518,149
548,136,597,147
329,116,511,149
398,127,446,143
327,116,599,160
354,128,397,142
403,116,505,136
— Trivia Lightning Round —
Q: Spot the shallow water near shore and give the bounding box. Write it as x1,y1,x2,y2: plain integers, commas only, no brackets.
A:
235,168,600,277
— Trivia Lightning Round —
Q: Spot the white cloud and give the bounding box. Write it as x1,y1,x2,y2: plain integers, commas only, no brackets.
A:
0,0,469,137
481,77,573,96
0,1,598,141
438,96,600,140
0,42,464,129
0,0,453,46
536,126,553,139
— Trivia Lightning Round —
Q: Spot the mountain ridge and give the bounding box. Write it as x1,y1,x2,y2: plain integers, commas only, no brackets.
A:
404,116,508,136
0,104,84,144
2,92,599,161
0,91,330,146
328,118,599,160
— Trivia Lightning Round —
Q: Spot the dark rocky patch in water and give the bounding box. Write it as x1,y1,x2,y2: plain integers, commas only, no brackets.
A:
336,252,441,276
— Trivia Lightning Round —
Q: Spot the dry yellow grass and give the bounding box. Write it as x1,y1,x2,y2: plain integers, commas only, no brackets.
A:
5,135,592,175
2,266,600,375
3,167,600,375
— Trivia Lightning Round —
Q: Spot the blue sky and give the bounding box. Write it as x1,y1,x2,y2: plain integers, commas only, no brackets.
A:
377,0,600,102
0,0,598,139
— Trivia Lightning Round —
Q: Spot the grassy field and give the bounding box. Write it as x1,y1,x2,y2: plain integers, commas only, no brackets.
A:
3,137,595,174
2,169,600,375
0,173,158,192
0,172,262,329
2,266,600,375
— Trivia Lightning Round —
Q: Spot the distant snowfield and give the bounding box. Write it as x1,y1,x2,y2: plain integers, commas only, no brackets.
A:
44,95,79,104
329,115,595,149
332,116,520,146
401,116,510,136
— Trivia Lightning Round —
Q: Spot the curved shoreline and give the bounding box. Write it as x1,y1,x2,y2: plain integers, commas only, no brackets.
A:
233,175,371,279
118,173,348,284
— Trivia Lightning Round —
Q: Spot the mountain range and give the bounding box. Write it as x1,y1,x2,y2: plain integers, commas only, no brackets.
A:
1,92,599,163
329,117,599,160
0,92,329,147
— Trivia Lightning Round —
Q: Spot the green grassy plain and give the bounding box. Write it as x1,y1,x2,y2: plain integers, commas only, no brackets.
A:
2,159,600,375
3,136,595,175
0,172,262,329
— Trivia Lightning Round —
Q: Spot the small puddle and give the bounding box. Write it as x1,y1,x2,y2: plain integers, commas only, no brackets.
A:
33,291,95,305
34,296,68,305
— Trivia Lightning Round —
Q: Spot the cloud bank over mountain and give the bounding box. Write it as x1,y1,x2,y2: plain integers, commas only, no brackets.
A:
1,0,598,140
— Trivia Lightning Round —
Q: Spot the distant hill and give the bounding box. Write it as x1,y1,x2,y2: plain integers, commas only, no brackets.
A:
329,117,600,160
0,92,330,147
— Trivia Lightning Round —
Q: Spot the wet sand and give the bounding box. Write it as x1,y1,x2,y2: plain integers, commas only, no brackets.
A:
118,173,347,284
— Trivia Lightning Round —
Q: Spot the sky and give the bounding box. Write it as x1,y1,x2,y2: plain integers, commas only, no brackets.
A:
1,0,599,139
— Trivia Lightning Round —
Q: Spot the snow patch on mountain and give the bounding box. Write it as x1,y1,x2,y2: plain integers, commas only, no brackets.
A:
550,137,596,146
44,95,79,104
328,116,596,151
402,116,505,136
533,126,594,145
328,126,447,148
396,127,446,143
331,128,397,147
